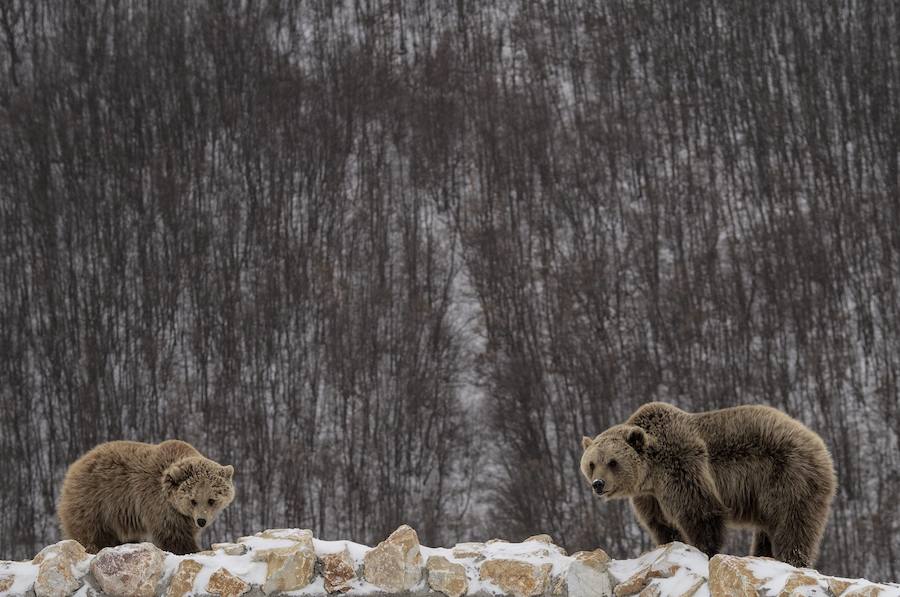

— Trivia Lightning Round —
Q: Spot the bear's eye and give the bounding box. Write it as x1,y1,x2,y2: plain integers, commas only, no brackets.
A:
190,499,197,506
208,499,216,507
589,462,595,473
608,459,618,470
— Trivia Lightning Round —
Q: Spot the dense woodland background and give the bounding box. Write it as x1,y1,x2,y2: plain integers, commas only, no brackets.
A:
1,0,898,580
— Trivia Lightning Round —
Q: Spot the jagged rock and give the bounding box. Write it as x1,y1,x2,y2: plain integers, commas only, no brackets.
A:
248,528,316,594
165,559,203,597
321,547,356,593
426,555,468,597
486,539,509,545
841,585,896,596
362,525,424,591
829,578,855,595
672,572,706,597
89,543,164,597
614,544,705,597
206,568,250,597
0,575,14,592
781,571,823,594
258,529,314,545
254,542,316,594
479,559,552,597
614,564,653,597
572,549,611,568
566,549,614,597
524,534,567,556
452,542,486,559
212,543,250,556
32,540,91,597
710,554,782,596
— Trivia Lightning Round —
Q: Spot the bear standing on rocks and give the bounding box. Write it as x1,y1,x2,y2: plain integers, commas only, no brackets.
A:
580,402,836,568
58,439,235,554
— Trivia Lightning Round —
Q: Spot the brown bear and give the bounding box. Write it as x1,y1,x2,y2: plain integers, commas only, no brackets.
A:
58,439,235,554
580,402,836,568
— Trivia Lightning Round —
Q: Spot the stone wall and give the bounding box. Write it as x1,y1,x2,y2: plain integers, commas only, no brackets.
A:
1,525,897,597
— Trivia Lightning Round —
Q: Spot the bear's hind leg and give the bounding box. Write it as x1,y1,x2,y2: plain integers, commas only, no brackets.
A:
751,530,772,558
770,507,827,568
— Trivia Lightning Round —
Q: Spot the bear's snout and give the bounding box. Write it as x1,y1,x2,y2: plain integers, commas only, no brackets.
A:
592,479,605,494
197,518,207,527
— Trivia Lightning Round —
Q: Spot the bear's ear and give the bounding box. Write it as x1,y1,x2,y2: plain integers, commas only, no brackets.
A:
581,436,594,450
625,427,646,453
221,465,234,480
163,462,190,491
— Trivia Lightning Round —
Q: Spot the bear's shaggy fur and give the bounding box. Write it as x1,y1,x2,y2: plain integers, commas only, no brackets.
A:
580,402,836,567
58,440,235,554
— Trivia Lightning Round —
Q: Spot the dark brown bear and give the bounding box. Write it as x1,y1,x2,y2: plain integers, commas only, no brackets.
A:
580,402,836,567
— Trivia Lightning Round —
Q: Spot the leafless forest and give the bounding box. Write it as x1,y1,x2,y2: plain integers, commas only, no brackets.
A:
1,0,898,580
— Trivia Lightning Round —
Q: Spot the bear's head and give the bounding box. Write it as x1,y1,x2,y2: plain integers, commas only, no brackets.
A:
162,457,235,530
580,424,652,499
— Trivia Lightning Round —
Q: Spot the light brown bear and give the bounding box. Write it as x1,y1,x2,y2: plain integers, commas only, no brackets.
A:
58,440,235,554
580,402,836,568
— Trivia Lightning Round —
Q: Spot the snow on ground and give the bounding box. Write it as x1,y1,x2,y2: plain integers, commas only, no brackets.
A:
609,542,710,597
0,561,38,596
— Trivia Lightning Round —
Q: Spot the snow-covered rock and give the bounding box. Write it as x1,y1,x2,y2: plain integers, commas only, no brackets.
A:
164,558,202,597
426,555,469,597
89,543,164,597
320,546,356,593
2,529,900,597
32,540,91,597
362,524,424,591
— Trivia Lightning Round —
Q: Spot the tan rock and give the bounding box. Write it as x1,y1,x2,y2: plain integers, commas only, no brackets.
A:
614,564,652,597
452,542,487,559
841,586,890,597
254,543,316,594
479,559,552,597
257,529,314,546
212,543,249,556
321,547,356,593
675,572,706,597
707,554,763,597
523,534,566,555
781,572,822,594
572,549,611,569
32,540,91,597
206,568,250,597
828,578,854,595
165,559,203,597
426,555,469,597
0,575,14,592
363,525,424,591
567,549,614,597
550,574,567,597
486,538,510,545
638,586,660,597
90,543,165,597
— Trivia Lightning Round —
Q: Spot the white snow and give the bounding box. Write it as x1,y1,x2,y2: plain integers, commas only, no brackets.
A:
0,560,38,596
